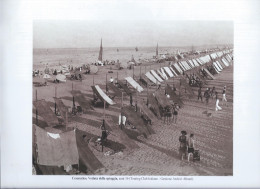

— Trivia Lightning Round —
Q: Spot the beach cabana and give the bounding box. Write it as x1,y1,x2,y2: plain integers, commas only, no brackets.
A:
163,67,174,77
125,77,144,92
150,70,164,82
91,85,116,105
145,72,159,85
33,125,79,174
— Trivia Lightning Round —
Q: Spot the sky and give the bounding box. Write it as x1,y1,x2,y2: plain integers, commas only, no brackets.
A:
33,20,233,48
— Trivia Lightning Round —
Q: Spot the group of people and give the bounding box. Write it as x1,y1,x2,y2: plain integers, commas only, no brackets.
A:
198,85,228,111
187,73,203,87
179,131,195,161
162,103,179,125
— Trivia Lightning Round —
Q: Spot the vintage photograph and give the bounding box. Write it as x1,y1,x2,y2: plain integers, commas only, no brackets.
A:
32,20,233,176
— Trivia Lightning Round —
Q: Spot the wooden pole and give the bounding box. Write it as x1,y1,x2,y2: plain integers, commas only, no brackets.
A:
145,66,146,73
146,84,149,106
36,109,38,126
133,65,135,79
179,78,181,97
36,90,37,101
117,72,118,81
106,74,108,93
139,66,141,79
121,92,123,129
93,75,94,85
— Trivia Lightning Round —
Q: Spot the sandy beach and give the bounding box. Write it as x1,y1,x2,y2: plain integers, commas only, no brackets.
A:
33,48,233,176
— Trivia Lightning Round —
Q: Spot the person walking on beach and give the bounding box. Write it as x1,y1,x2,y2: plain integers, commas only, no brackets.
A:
211,86,216,99
187,134,195,162
198,87,203,102
179,131,187,160
172,103,179,124
204,88,210,105
222,86,227,106
215,91,222,111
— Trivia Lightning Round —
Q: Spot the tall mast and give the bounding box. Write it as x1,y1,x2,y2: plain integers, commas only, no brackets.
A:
98,38,103,62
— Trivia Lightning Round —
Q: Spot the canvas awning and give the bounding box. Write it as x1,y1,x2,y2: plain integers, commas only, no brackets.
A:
160,68,168,80
163,67,174,77
125,77,144,92
33,100,59,127
221,58,229,66
34,125,79,167
91,85,116,105
150,70,163,82
169,67,178,76
145,72,159,84
173,63,183,74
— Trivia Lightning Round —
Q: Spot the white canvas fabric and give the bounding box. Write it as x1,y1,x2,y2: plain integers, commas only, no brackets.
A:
145,72,159,84
95,85,116,105
163,67,174,77
125,77,144,92
150,70,164,82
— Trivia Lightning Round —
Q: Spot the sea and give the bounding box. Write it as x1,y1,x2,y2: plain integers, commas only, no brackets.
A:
33,45,225,69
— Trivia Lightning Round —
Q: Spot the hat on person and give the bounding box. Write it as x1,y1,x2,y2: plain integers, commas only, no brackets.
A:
181,130,187,135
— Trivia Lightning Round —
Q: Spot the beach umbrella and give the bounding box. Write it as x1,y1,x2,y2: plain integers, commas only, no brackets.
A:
43,74,51,79
56,74,66,82
90,65,98,74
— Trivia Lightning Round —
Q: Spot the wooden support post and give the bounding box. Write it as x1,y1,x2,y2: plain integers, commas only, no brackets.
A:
139,66,141,79
93,75,94,85
36,90,37,101
179,78,181,97
106,74,108,93
55,102,57,115
120,92,123,130
72,82,73,91
133,65,135,79
55,86,57,98
117,72,118,81
36,109,38,125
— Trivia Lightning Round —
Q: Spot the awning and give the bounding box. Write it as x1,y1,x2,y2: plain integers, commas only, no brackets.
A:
150,70,163,82
145,72,159,84
169,67,178,76
92,85,116,105
163,67,174,77
160,68,168,80
125,77,144,92
34,125,79,167
216,61,223,69
221,58,229,66
173,63,183,74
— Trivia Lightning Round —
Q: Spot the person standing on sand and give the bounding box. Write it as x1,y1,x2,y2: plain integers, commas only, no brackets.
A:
187,134,195,162
204,88,210,105
222,86,227,106
215,91,222,111
172,103,179,124
179,131,187,160
211,86,216,99
198,87,203,102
